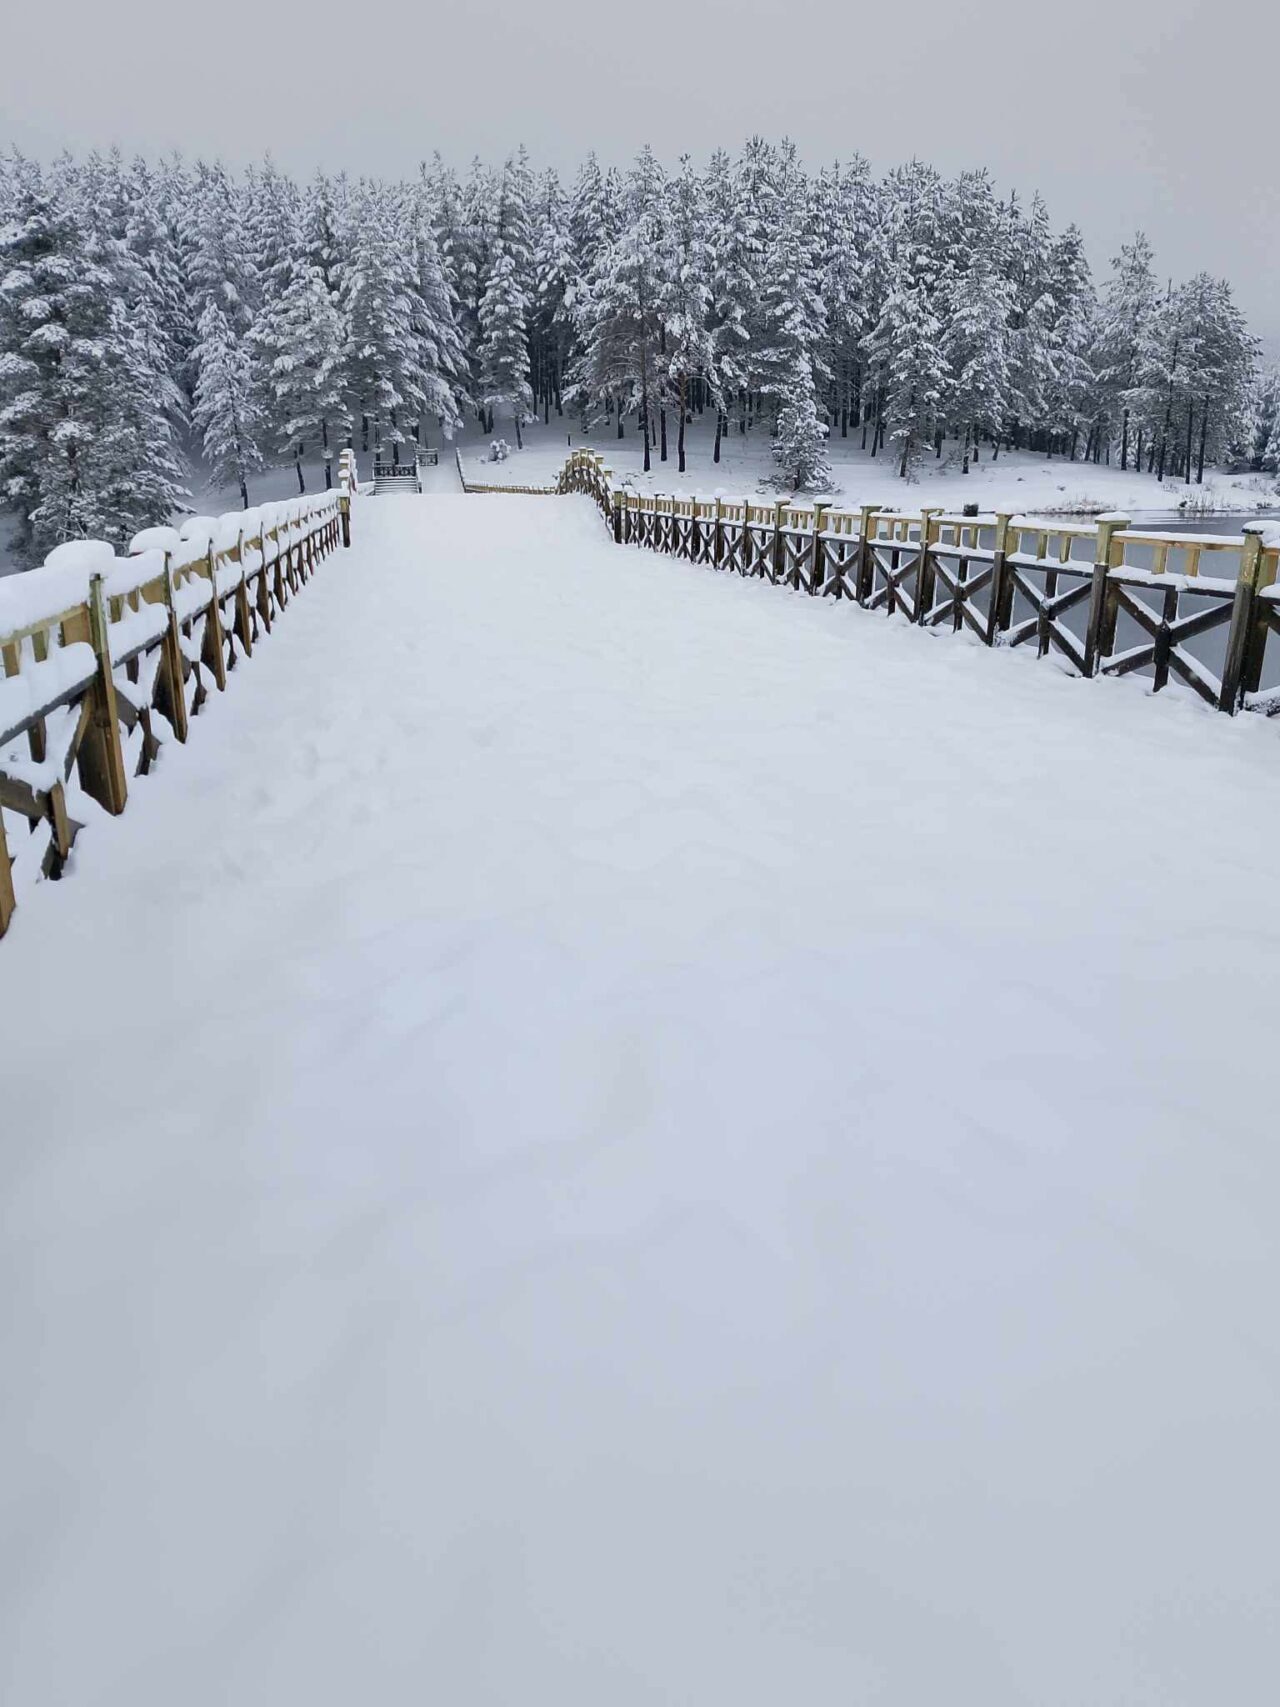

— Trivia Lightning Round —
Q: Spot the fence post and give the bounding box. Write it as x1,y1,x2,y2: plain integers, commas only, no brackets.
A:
772,501,787,584
234,529,254,657
811,504,827,594
1219,527,1272,712
856,505,880,604
340,493,351,549
158,553,190,743
916,510,940,623
0,809,14,938
203,544,229,692
79,573,129,816
714,498,724,569
986,514,1016,645
1082,513,1129,676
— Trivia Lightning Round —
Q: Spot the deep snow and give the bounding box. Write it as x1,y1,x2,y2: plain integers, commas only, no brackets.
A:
2,491,1279,1704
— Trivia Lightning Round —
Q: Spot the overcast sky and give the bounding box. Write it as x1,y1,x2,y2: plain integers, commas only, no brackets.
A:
3,0,1276,348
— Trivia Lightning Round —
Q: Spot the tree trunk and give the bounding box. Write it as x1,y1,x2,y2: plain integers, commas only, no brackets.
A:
514,408,523,451
295,451,305,494
1120,406,1129,471
677,373,687,474
713,409,723,465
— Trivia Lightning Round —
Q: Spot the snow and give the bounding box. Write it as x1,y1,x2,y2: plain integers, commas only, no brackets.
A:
452,412,1280,521
3,493,1280,1705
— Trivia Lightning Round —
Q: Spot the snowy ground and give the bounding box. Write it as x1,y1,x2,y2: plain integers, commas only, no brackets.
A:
3,490,1279,1704
458,410,1280,518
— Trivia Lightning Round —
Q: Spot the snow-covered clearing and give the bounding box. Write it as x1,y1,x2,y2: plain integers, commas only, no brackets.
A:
460,411,1280,520
3,491,1279,1704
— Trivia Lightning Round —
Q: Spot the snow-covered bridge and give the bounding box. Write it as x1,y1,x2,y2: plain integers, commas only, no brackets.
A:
2,476,1279,1703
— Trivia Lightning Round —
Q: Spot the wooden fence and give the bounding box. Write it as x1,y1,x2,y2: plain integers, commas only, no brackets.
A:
545,449,1280,718
0,483,354,940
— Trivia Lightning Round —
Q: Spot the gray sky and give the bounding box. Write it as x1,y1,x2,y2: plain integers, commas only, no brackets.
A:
4,0,1277,349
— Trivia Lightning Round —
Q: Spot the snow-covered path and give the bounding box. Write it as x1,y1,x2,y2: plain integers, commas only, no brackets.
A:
3,493,1279,1704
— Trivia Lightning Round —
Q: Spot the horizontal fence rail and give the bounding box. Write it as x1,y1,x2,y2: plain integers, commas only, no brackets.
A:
532,449,1280,720
0,462,358,940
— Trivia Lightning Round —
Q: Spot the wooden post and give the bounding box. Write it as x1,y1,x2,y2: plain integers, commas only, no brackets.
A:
811,504,827,594
986,514,1016,645
915,510,940,624
772,501,787,585
202,545,229,693
1082,514,1129,676
78,573,129,816
340,493,351,549
0,807,14,937
714,498,724,569
1219,528,1271,712
234,530,254,658
856,505,880,604
612,491,624,544
158,554,190,743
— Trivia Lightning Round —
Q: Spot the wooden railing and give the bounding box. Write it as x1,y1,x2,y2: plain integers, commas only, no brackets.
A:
0,486,353,940
543,449,1280,719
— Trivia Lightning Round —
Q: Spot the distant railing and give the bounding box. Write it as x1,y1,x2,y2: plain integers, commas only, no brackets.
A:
535,449,1280,720
0,485,353,940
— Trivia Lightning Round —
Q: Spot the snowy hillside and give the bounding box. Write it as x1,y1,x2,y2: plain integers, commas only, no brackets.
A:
2,492,1277,1705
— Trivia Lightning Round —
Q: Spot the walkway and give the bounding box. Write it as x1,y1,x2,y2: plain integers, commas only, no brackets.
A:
3,491,1278,1704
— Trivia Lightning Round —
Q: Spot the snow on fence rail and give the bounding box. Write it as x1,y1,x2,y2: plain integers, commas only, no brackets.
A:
543,449,1280,720
0,471,357,940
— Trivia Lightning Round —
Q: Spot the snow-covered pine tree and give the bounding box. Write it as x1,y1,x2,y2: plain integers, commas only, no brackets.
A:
704,147,758,462
756,142,830,487
1043,225,1096,459
817,157,874,441
1089,233,1158,468
660,155,715,474
192,298,265,508
571,148,669,468
266,262,351,490
404,181,465,444
0,168,184,559
340,183,434,463
529,168,576,423
942,246,1012,473
477,249,533,449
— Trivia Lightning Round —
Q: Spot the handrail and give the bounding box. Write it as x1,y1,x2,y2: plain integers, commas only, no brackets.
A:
476,447,1280,721
1,485,354,939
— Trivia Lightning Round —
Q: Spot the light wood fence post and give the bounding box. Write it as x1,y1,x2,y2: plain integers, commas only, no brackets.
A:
158,553,190,743
202,543,229,693
772,501,787,584
856,505,880,604
916,510,940,623
1219,527,1272,712
79,573,129,816
1082,514,1130,676
811,504,827,594
986,514,1016,644
0,809,14,937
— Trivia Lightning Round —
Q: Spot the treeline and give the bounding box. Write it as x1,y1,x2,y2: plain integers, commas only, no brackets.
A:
0,143,1269,563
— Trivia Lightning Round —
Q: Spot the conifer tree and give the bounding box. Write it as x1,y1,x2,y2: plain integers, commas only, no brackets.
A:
192,299,265,508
